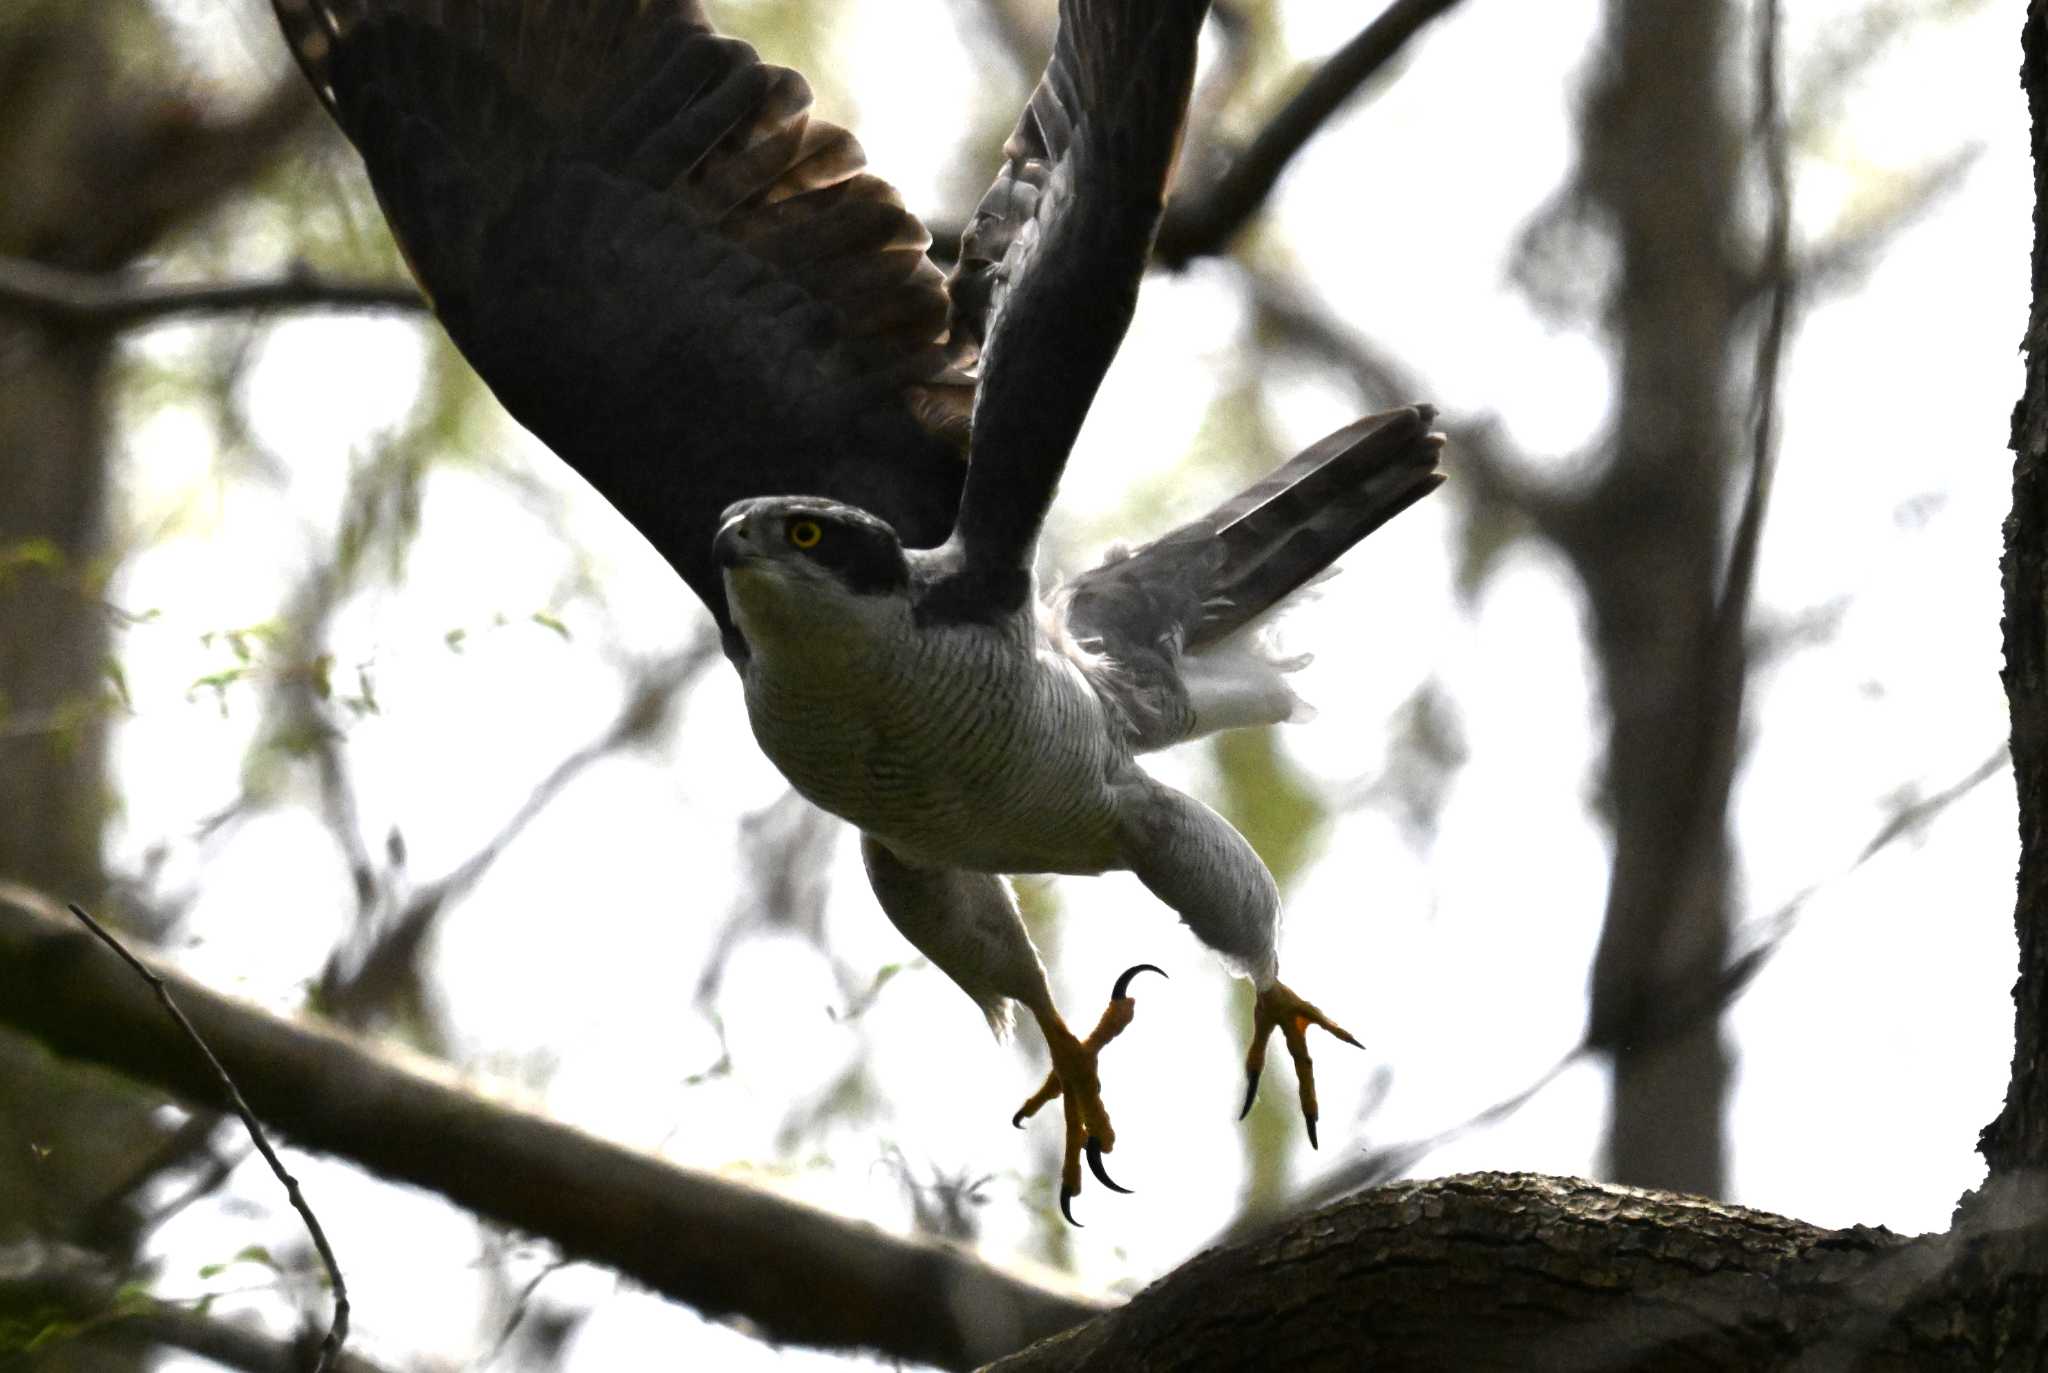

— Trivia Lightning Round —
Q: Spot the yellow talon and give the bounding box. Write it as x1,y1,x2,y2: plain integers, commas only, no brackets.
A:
1013,964,1165,1225
1240,980,1362,1149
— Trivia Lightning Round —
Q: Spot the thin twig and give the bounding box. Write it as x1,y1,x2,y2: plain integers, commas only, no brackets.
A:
1717,0,1794,631
1156,0,1469,264
478,1258,570,1368
64,903,350,1373
0,255,424,331
320,640,718,1022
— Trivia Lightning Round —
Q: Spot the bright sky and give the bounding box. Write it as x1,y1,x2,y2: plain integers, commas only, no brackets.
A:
109,0,2028,1368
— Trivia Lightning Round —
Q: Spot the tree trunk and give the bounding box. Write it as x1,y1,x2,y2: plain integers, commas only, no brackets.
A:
1574,0,1744,1198
0,7,310,1368
0,20,158,1373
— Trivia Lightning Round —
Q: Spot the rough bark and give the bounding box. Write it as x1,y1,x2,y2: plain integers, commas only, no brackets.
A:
1932,4,2048,1358
983,1173,2011,1373
1993,0,2048,1191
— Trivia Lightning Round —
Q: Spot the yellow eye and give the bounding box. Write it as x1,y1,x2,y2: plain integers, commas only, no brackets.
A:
788,519,823,550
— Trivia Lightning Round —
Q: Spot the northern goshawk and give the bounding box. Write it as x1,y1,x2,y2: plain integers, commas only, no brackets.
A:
271,0,1444,1222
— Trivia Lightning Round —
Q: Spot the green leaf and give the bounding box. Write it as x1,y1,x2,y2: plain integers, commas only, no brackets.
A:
531,611,571,641
0,536,63,573
101,656,132,710
20,1316,78,1353
189,667,249,696
235,1244,280,1271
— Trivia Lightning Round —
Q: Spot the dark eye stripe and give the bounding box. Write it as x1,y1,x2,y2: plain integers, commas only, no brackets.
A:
781,514,907,596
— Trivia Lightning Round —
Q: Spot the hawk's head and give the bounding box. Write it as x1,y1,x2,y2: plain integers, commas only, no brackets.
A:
715,496,913,654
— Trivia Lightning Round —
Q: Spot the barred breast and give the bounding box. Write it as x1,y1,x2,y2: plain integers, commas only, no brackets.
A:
742,618,1128,876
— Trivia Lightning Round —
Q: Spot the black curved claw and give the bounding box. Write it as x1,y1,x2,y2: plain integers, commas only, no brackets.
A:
1060,1185,1081,1227
1306,1116,1319,1150
1011,1108,1027,1129
1085,1136,1133,1194
1239,1066,1262,1120
1112,963,1166,1001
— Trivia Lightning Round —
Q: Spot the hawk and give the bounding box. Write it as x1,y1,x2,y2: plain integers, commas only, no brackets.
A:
270,0,1444,1222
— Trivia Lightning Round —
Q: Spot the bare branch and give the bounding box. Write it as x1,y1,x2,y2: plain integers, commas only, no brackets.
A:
0,256,425,331
1156,0,1469,265
321,641,720,1024
1719,0,1793,634
0,894,1104,1370
64,903,350,1373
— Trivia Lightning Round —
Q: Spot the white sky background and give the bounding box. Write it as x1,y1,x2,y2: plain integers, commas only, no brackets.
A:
104,0,2028,1367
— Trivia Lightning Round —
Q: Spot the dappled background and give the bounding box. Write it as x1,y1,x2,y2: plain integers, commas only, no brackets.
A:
0,0,2026,1368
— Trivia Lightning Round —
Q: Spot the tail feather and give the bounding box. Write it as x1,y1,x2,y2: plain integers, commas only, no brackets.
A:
1193,405,1443,648
1059,405,1444,751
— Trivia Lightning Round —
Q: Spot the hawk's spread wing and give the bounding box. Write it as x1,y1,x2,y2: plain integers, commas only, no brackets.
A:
273,0,971,653
926,0,1212,619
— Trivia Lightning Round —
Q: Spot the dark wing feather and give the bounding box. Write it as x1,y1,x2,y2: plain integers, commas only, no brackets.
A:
925,0,1211,619
272,0,968,655
1062,407,1445,750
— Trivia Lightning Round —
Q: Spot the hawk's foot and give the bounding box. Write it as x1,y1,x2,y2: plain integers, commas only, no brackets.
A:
1239,980,1362,1149
1013,963,1165,1225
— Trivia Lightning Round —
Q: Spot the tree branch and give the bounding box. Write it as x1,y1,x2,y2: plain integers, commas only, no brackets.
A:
319,642,719,1025
1155,0,1469,265
66,902,349,1372
927,0,1467,271
0,892,1104,1371
0,256,425,331
984,1173,2021,1372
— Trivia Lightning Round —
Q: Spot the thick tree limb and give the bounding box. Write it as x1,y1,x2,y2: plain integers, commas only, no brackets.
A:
0,255,424,331
0,892,1104,1371
983,1173,2021,1373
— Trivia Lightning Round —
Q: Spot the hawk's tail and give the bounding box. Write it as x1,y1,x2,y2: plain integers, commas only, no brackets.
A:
1188,405,1444,650
1056,406,1443,751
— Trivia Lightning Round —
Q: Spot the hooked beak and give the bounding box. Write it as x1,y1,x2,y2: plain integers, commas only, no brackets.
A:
713,512,755,570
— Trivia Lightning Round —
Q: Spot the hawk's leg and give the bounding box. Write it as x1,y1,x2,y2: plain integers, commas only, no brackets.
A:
1011,963,1164,1220
1240,981,1361,1149
1115,775,1364,1148
858,834,1157,1224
